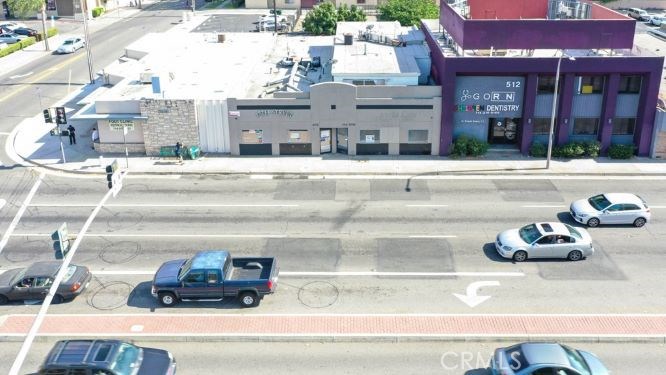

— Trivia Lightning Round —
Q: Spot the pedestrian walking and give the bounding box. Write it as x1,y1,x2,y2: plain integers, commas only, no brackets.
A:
175,141,183,163
91,128,99,149
67,125,76,145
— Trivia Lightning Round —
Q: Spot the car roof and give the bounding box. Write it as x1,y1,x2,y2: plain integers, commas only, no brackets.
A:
520,343,570,367
535,222,570,235
44,339,125,367
603,193,644,205
24,261,61,277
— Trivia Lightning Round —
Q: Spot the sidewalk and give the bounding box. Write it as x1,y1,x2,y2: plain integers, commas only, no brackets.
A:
2,314,666,343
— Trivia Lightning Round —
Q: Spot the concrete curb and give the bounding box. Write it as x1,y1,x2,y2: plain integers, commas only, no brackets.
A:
3,334,666,344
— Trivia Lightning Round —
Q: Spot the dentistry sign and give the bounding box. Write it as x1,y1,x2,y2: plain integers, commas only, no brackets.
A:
454,76,525,117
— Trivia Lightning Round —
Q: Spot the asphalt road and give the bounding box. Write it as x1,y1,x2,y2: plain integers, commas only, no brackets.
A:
1,340,664,374
0,175,664,317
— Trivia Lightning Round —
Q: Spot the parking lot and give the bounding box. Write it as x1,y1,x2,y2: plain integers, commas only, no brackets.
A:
191,13,295,33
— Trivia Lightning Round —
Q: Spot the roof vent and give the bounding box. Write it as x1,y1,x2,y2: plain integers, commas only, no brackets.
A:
140,70,154,84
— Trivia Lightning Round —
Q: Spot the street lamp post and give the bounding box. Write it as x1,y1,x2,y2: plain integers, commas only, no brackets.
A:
546,53,575,169
79,0,95,83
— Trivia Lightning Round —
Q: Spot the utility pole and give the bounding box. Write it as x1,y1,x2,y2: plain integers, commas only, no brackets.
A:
273,0,277,36
79,0,95,83
40,3,49,51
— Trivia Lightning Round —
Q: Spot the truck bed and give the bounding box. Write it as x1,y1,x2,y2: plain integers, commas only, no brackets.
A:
226,258,274,281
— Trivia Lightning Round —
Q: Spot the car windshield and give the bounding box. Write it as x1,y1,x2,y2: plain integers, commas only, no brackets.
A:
518,224,542,244
10,269,26,285
587,194,611,210
565,224,582,239
109,343,142,375
562,345,592,375
178,258,193,280
63,40,74,45
63,265,78,282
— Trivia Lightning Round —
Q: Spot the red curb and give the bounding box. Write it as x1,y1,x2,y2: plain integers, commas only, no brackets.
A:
3,314,666,336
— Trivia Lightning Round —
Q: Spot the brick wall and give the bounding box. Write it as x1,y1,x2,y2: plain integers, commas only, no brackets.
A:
140,99,199,156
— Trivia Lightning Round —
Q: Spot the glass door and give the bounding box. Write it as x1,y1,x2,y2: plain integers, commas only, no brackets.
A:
336,128,348,154
320,129,332,153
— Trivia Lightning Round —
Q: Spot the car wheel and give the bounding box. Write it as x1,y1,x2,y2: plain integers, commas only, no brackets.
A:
586,217,600,227
239,292,259,308
567,250,583,261
0,295,7,305
158,292,178,307
513,251,528,262
633,217,647,227
52,294,64,304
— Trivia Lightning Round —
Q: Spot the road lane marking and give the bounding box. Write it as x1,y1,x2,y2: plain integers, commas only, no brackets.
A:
0,53,86,103
32,270,524,277
649,205,666,208
10,233,288,238
405,204,449,207
521,205,567,208
0,173,44,255
27,203,299,207
408,235,457,238
9,72,33,79
0,199,5,210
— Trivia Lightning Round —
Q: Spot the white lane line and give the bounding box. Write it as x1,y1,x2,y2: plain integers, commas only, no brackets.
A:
649,206,666,208
27,203,299,208
408,235,457,238
0,173,44,255
521,205,567,208
250,175,274,179
0,132,11,136
10,233,288,238
405,204,449,207
69,270,526,277
0,199,5,210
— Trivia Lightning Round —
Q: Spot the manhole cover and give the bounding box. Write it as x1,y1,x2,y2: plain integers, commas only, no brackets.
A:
297,281,339,308
88,282,133,310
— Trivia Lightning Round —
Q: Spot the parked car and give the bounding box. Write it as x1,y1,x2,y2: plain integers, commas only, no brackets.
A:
255,20,289,32
650,14,666,26
56,37,85,54
0,261,91,304
627,7,650,21
495,222,594,262
490,342,610,375
258,14,287,23
38,339,176,375
151,250,279,307
570,192,650,227
0,33,26,44
10,27,39,37
0,21,27,31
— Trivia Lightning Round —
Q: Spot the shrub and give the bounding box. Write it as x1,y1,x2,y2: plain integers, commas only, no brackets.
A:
529,142,547,157
20,37,36,48
583,141,601,157
608,144,635,159
467,137,489,156
558,142,586,158
92,7,105,17
452,136,470,157
0,42,22,58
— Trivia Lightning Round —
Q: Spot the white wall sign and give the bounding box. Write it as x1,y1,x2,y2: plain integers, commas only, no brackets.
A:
109,120,135,131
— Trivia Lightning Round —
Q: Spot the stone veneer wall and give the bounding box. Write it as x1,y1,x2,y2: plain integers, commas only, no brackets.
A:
140,99,199,156
95,143,146,154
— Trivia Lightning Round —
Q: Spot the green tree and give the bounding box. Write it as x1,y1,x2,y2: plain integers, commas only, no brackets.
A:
303,1,366,35
7,0,42,18
378,0,439,26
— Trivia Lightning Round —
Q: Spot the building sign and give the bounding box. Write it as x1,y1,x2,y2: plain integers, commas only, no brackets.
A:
454,76,525,117
109,120,135,131
256,109,294,118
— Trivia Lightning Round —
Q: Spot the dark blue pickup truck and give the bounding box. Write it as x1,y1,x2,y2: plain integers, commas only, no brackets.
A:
151,251,278,308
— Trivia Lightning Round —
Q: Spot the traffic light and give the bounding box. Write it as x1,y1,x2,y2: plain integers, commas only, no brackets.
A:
55,106,67,125
106,160,119,189
52,223,69,259
43,109,53,123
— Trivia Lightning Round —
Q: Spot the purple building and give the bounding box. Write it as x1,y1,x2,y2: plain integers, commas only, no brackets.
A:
422,0,664,156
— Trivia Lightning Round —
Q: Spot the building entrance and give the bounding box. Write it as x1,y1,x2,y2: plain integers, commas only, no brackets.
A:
488,118,520,144
336,128,348,154
320,129,331,153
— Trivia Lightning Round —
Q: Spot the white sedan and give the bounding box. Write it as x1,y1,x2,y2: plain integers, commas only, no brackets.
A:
0,33,26,44
56,37,85,54
495,222,594,262
570,193,650,227
650,14,666,26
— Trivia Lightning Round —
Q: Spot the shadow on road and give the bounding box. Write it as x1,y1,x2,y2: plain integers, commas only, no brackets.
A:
127,281,244,310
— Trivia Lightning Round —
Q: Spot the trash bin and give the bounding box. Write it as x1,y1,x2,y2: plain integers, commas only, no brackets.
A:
188,146,200,160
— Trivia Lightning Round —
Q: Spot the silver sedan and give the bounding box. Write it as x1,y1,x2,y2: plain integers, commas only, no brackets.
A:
0,33,26,44
570,193,650,227
495,222,594,262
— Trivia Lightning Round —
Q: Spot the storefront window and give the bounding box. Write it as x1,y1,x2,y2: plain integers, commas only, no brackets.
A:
537,76,558,94
576,76,604,94
408,130,428,143
573,118,599,135
360,130,380,143
612,118,635,135
532,118,552,135
288,130,310,143
619,75,641,94
241,130,263,144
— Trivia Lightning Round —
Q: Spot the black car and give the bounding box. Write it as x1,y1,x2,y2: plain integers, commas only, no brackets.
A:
39,340,177,375
11,27,39,37
0,261,91,304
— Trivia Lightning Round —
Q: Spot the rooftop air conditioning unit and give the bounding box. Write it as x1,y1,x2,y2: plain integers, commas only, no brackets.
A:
140,71,154,84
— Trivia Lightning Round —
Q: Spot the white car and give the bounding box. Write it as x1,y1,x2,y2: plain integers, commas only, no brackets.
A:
495,222,594,262
56,37,85,54
0,33,26,44
0,21,27,31
570,193,650,227
258,14,287,23
650,14,666,26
